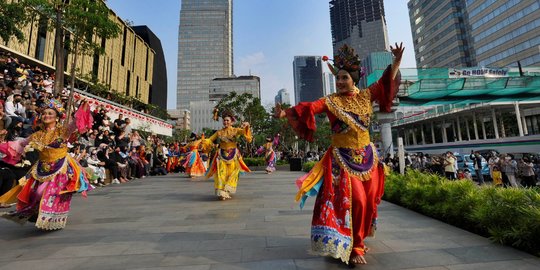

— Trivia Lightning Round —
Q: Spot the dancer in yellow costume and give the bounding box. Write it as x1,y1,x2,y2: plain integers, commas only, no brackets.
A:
204,110,252,200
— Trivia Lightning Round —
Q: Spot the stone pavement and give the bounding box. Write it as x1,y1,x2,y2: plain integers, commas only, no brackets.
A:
0,170,539,270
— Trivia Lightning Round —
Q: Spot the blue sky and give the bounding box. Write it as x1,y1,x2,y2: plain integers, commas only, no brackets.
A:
107,0,415,109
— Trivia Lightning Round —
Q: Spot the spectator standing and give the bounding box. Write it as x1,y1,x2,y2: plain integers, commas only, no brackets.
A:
443,151,456,180
492,165,503,187
519,157,536,188
501,154,519,187
470,151,485,185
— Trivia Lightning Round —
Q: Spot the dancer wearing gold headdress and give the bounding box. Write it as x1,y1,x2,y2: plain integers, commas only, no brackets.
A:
275,43,404,265
204,110,252,200
0,99,93,230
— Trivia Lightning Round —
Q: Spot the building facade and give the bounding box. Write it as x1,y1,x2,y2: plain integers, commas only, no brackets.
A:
209,76,260,101
293,56,324,105
0,7,155,104
466,0,540,67
189,100,221,133
408,0,475,68
132,26,167,109
176,0,233,111
329,0,389,59
275,88,291,105
322,72,336,96
360,51,393,87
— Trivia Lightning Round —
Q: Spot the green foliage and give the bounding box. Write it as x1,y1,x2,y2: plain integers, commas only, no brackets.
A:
243,157,266,167
276,159,288,165
303,161,316,172
0,0,30,42
215,92,268,135
384,170,540,256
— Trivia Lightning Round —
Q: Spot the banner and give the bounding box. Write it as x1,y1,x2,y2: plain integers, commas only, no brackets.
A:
448,67,508,78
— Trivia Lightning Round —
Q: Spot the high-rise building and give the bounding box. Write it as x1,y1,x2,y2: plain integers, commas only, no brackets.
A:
209,76,260,101
408,0,475,68
466,0,540,67
189,100,221,132
360,51,393,87
176,0,233,111
322,72,336,96
293,56,324,105
275,88,291,105
329,0,390,58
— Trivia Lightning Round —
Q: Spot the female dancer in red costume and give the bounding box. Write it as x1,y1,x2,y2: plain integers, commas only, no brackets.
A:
275,43,403,265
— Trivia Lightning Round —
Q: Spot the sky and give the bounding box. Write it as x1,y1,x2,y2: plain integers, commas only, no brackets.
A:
106,0,416,110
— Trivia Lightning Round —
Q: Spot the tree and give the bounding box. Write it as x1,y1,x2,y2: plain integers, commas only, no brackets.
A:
61,0,120,119
0,0,31,42
214,92,268,135
3,0,120,117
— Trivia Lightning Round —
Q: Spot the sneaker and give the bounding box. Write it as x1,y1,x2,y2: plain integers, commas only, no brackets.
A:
112,179,121,184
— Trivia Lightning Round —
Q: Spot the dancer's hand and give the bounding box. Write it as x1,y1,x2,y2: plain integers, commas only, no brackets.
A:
241,122,250,129
274,103,286,119
390,42,404,63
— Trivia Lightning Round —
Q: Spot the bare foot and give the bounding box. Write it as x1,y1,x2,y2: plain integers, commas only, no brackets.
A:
349,254,367,264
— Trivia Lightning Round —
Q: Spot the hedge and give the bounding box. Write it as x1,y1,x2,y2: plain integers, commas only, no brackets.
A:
384,170,540,256
303,161,317,172
243,157,266,167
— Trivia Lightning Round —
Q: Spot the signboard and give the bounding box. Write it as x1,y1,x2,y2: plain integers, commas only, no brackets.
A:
448,67,508,78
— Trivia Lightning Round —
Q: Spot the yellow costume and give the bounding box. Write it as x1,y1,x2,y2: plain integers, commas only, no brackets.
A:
204,126,252,199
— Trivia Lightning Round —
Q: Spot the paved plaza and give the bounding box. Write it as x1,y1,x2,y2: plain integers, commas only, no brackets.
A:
0,170,539,270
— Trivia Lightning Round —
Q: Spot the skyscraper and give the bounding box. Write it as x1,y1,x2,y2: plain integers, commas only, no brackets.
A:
408,0,475,68
293,56,324,105
176,0,233,111
275,88,291,105
329,0,390,58
322,73,336,96
466,0,540,67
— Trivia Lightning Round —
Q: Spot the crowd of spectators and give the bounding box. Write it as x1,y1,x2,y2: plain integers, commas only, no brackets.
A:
0,53,171,200
383,150,540,188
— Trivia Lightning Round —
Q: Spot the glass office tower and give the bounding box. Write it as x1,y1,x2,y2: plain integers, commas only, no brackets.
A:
176,0,233,110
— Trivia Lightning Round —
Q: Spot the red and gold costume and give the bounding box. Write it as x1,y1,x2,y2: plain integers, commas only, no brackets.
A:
0,102,93,230
286,66,399,262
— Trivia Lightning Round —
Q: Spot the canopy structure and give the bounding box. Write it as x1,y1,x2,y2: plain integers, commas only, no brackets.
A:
367,67,540,106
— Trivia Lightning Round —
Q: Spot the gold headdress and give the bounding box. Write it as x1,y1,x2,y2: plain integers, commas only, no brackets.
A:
40,98,66,117
323,44,364,79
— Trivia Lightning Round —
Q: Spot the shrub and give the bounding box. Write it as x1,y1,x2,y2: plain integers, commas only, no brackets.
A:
303,161,316,172
384,170,540,256
277,159,289,165
243,157,266,167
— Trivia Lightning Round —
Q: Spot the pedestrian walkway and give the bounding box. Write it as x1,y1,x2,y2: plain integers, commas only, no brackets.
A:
0,171,538,269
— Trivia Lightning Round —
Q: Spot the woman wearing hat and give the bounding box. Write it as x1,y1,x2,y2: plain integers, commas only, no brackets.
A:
203,110,252,200
0,98,93,230
275,43,404,265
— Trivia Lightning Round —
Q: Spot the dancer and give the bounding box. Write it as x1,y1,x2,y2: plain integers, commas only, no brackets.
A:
204,110,252,200
275,43,403,265
257,134,279,174
183,133,206,178
0,99,93,230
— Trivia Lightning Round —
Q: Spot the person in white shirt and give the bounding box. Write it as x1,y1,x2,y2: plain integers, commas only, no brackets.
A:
4,93,25,121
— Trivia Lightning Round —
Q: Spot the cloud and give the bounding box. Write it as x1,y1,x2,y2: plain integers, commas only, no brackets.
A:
237,52,266,74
